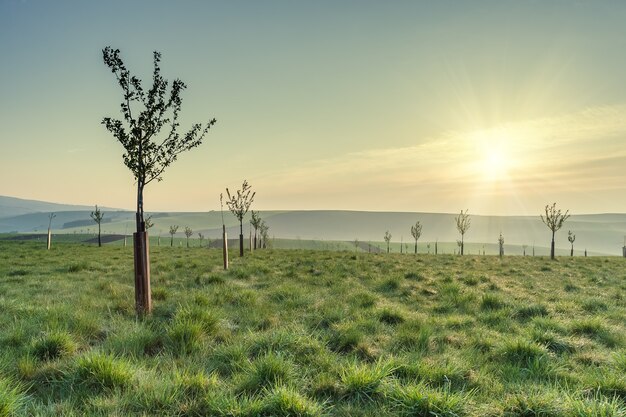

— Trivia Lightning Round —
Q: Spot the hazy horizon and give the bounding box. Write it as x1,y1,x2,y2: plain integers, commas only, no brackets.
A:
2,1,626,215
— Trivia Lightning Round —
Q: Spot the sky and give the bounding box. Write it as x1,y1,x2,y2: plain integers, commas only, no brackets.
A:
1,0,626,215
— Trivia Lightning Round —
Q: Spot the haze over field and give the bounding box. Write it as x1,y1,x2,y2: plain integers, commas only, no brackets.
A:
2,1,626,215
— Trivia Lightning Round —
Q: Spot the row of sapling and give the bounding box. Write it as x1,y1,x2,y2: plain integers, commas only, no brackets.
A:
378,203,575,258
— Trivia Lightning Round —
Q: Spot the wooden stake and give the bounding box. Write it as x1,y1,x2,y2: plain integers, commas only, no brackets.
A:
222,227,229,270
133,231,152,315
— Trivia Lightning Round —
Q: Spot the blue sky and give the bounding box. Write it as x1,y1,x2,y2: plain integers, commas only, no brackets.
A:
1,1,626,214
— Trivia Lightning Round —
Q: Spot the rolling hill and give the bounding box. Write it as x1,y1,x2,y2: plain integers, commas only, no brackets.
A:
1,196,625,255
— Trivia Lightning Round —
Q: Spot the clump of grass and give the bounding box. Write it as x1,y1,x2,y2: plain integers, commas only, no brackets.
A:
498,339,547,365
167,318,204,355
404,272,425,281
570,318,621,347
513,304,549,321
0,377,27,417
502,391,565,416
340,360,392,403
350,291,376,308
481,294,506,311
389,382,470,417
581,298,609,313
67,261,89,273
152,287,168,301
379,277,401,292
174,305,219,334
32,331,77,361
255,386,323,417
329,325,363,353
531,330,576,355
76,352,133,390
175,370,218,397
238,353,296,394
378,308,405,325
392,321,432,353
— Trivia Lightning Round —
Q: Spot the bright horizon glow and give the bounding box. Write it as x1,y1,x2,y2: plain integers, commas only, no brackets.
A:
2,2,626,216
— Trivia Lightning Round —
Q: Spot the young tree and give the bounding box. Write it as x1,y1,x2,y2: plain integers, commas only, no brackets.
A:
427,243,431,254
144,215,154,231
540,203,570,260
220,193,228,269
225,180,256,257
354,239,359,253
410,221,422,254
568,230,576,257
198,232,205,248
384,231,392,253
169,225,179,247
184,226,193,248
498,232,505,258
101,47,216,315
250,210,262,250
259,220,270,249
455,209,471,255
47,213,56,250
90,205,104,247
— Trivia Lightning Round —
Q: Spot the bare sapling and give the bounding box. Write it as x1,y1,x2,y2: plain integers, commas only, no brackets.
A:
568,231,576,257
384,231,392,253
540,203,570,260
250,210,262,250
184,226,193,248
225,180,256,257
498,232,504,258
455,209,471,256
101,47,216,315
410,221,422,254
90,205,105,247
169,225,179,247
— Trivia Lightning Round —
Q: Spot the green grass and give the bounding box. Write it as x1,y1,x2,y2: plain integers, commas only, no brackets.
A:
1,241,626,416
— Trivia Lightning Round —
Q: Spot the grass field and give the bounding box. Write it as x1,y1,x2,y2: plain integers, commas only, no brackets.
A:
1,241,626,416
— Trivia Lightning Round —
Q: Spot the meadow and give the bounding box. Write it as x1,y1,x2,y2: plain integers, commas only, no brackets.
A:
1,241,626,416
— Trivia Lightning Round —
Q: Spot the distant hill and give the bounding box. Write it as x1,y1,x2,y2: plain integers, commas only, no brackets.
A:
1,196,625,255
0,196,121,218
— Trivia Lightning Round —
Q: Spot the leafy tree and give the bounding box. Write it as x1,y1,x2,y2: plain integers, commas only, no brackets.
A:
102,47,216,234
169,225,179,247
184,226,193,248
101,47,216,315
455,209,471,255
90,205,104,247
540,203,570,260
250,210,262,250
568,231,576,257
225,180,256,256
410,221,422,254
384,231,392,253
498,232,504,258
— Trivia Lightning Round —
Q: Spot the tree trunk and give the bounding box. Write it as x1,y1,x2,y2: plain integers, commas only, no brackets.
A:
170,235,174,247
387,242,389,253
415,241,417,254
47,228,51,250
550,231,555,260
98,223,102,247
461,235,464,256
254,230,257,250
133,231,151,315
239,221,244,257
570,245,573,257
222,226,229,270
